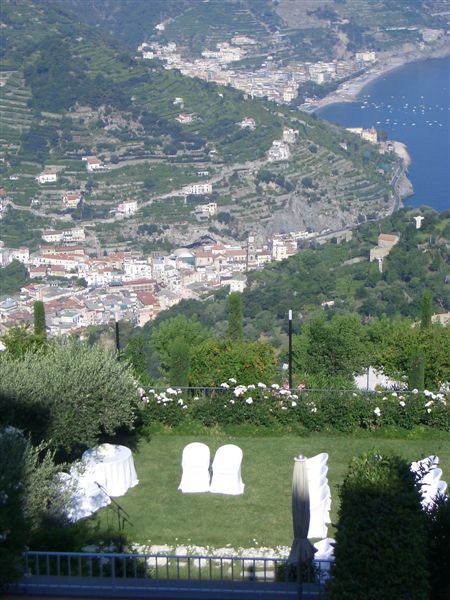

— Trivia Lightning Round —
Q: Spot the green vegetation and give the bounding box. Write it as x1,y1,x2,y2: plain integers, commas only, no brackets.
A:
227,292,243,341
0,338,139,453
327,452,429,599
84,433,449,549
0,260,30,298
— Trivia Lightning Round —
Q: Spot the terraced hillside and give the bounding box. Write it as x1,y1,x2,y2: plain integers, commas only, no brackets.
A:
0,0,401,252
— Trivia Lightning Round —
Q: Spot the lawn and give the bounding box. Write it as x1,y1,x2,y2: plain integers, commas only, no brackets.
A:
94,431,450,552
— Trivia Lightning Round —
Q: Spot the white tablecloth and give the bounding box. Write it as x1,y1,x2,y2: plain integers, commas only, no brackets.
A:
82,444,139,498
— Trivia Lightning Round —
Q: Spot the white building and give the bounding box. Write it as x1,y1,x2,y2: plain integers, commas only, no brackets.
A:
9,247,29,264
117,199,138,217
36,170,58,184
183,182,212,195
83,157,104,172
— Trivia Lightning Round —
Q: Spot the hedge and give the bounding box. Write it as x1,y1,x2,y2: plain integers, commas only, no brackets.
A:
138,382,449,432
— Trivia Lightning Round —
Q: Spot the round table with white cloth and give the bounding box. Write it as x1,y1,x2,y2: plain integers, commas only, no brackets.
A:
82,443,139,497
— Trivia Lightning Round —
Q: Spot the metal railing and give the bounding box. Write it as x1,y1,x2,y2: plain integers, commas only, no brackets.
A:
23,550,333,586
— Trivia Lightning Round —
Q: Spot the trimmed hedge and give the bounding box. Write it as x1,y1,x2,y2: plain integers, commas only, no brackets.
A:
326,452,429,599
139,383,450,432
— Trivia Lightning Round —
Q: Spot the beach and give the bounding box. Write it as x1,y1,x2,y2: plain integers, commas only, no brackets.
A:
305,43,450,112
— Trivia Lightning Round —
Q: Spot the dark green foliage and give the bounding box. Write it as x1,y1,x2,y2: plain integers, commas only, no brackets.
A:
24,37,130,112
0,428,67,587
33,300,46,338
426,496,450,600
294,314,368,382
189,339,277,386
168,336,190,388
409,349,425,391
1,324,47,358
123,335,150,383
420,290,432,329
0,339,139,453
0,260,29,297
227,292,243,341
327,452,429,600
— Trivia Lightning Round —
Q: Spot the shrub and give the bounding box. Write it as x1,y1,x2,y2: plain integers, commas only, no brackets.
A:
425,496,450,600
138,385,449,433
0,339,140,453
327,452,429,599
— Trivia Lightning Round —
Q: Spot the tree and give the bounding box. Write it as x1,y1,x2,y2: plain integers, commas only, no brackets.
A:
150,315,210,377
123,336,149,384
296,314,368,381
33,300,46,338
0,339,139,453
420,290,432,329
227,292,243,341
168,336,190,387
408,349,425,391
189,339,277,386
327,452,429,599
0,427,67,586
1,324,46,359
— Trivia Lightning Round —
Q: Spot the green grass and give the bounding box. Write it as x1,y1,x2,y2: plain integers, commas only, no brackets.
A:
93,431,450,552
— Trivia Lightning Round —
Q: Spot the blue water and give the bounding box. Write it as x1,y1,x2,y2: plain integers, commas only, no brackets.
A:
317,55,450,212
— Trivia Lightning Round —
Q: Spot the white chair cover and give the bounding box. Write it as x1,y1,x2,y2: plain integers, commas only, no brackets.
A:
410,455,439,474
178,442,210,493
313,537,335,561
209,444,245,495
420,467,442,486
308,485,330,538
306,453,329,471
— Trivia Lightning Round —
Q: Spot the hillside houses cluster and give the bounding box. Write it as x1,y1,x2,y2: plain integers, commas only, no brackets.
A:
0,233,309,338
139,40,375,105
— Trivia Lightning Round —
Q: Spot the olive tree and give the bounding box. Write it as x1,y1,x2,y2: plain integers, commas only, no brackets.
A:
0,339,140,453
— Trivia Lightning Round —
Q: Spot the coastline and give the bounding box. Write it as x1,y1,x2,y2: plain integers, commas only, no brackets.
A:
306,43,450,112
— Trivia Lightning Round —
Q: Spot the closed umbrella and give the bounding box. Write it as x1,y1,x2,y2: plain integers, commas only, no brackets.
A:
288,455,316,598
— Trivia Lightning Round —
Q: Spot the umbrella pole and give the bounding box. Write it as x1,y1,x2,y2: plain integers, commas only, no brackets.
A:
298,556,303,599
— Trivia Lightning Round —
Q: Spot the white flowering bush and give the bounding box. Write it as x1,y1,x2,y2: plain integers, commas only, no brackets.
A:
139,381,449,433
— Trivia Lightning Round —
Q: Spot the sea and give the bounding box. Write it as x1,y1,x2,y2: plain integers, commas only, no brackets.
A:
317,55,450,212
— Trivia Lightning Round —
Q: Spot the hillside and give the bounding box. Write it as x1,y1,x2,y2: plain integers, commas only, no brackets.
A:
141,206,450,342
53,0,449,60
1,0,401,253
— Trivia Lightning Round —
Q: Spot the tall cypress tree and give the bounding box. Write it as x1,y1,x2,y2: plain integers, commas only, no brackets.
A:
227,292,243,341
33,300,46,338
420,291,432,329
169,337,190,387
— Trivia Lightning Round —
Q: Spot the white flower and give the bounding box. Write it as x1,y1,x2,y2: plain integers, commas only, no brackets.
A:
399,400,406,407
245,397,253,405
194,396,199,401
177,399,184,405
291,401,297,407
281,406,287,410
291,394,298,399
311,407,317,413
247,384,255,390
427,408,432,413
257,382,267,389
166,387,177,394
424,400,433,408
412,388,419,394
382,396,387,401
374,407,381,417
424,390,431,397
220,382,229,388
391,392,398,397
234,385,247,397
228,378,237,384
230,399,235,404
271,384,280,390
353,393,358,397
182,405,187,410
